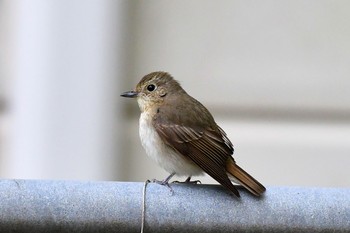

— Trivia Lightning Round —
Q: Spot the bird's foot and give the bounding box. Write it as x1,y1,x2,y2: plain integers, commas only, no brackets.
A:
172,176,201,184
149,172,176,195
150,178,174,195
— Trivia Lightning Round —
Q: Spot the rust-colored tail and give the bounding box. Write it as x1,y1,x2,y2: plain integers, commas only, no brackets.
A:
226,159,266,196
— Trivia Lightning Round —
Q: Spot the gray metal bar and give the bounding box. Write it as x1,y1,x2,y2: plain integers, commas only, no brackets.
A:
0,179,349,232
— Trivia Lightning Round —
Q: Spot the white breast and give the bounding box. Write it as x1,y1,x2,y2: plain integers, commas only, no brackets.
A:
139,112,203,177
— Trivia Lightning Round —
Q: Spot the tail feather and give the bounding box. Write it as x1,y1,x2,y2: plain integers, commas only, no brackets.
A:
226,160,266,196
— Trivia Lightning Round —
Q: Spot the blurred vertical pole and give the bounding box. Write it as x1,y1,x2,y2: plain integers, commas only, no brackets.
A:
1,0,130,180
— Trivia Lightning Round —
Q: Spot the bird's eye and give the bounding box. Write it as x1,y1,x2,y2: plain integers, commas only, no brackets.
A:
147,84,156,92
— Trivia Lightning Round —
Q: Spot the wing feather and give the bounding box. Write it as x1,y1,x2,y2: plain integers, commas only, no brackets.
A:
154,123,239,196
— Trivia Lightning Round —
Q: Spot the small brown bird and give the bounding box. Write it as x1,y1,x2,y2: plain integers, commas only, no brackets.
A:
121,72,265,197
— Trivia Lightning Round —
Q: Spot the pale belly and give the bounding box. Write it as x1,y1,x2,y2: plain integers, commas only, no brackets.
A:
139,112,203,177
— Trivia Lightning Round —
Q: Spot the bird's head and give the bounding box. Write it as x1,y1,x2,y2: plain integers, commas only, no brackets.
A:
121,71,184,112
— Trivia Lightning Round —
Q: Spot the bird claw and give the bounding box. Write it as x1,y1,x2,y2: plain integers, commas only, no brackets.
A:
172,177,202,184
150,179,174,195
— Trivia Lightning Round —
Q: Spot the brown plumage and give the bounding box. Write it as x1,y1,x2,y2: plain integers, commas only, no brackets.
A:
121,71,266,197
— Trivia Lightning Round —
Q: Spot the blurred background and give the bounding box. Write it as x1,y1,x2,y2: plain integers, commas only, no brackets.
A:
0,1,349,187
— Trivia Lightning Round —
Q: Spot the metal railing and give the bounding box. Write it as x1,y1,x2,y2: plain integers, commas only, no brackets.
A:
0,179,349,232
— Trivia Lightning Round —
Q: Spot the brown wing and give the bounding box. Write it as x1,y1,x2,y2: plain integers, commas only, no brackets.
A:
154,122,240,197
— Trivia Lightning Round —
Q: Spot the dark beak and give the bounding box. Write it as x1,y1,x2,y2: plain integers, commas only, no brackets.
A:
120,90,138,98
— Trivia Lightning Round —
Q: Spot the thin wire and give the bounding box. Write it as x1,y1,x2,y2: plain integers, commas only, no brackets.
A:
141,180,150,233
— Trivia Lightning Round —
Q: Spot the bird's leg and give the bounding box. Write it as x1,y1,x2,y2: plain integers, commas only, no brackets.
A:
172,176,202,184
185,176,202,184
184,176,192,182
151,172,175,194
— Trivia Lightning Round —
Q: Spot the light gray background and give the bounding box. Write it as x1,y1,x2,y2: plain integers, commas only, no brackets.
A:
1,1,349,187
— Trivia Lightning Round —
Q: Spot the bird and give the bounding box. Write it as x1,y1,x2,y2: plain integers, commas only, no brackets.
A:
121,71,266,197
